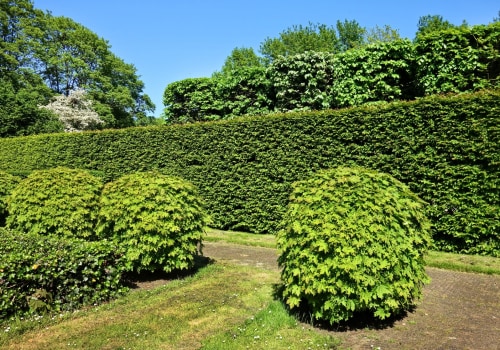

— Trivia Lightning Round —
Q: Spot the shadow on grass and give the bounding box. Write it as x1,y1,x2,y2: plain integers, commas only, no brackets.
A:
123,254,214,289
272,283,412,332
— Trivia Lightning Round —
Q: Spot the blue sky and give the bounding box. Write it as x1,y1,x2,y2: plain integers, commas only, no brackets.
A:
32,1,499,117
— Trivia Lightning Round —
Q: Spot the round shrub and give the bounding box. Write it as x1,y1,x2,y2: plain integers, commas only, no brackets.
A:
6,167,103,239
277,167,432,324
0,171,21,226
96,172,210,273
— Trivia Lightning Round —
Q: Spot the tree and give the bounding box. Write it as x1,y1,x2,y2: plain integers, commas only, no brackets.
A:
364,25,401,45
259,22,339,63
336,19,366,51
415,15,465,39
0,0,155,136
30,13,155,128
215,47,263,77
39,89,104,132
0,72,62,137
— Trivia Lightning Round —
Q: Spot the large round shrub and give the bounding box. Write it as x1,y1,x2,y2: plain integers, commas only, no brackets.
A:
96,172,210,273
277,167,432,324
0,171,21,226
6,167,103,239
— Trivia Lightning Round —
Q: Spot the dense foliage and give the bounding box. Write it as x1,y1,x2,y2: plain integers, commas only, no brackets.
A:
162,22,500,123
0,90,498,256
0,0,154,137
6,167,103,239
0,170,20,226
270,51,336,112
415,23,500,95
276,167,432,323
0,228,127,319
96,172,210,273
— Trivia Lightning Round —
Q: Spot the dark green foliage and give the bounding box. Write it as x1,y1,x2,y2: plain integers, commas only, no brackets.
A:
0,228,127,319
332,40,417,107
6,167,103,239
0,91,498,255
162,22,499,120
96,172,210,273
216,66,275,118
270,51,336,112
276,167,432,324
0,171,20,226
162,78,223,124
0,75,64,137
415,22,500,95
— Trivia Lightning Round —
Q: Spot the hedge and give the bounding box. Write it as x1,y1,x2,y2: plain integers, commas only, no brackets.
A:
0,90,498,255
0,228,127,319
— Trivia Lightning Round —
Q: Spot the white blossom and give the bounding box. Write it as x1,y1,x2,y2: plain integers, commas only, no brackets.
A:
40,89,104,132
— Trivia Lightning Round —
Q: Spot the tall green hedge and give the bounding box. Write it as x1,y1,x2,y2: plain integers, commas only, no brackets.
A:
0,90,498,255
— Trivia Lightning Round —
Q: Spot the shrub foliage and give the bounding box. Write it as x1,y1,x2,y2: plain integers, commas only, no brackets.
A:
6,167,103,239
0,228,127,319
0,171,20,226
276,167,432,324
96,172,210,273
0,91,498,255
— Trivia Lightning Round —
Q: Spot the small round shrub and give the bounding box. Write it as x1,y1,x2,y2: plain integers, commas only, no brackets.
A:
6,167,103,239
277,167,432,324
0,171,21,226
96,172,211,273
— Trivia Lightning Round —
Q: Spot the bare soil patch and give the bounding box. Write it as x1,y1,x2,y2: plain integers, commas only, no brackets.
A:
202,241,500,350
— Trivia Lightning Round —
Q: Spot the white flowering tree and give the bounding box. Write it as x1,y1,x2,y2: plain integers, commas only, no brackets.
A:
40,89,104,132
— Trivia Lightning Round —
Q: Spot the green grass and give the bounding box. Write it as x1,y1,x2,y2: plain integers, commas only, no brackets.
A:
206,228,500,275
201,300,339,349
0,262,337,350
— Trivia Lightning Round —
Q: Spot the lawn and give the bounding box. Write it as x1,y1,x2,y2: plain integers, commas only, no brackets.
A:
1,229,498,349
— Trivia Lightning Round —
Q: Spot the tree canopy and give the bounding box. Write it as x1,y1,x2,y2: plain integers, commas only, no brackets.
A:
0,0,155,137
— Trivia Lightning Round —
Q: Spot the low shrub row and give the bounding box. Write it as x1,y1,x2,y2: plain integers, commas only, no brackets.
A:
0,228,127,319
0,91,498,255
0,168,209,319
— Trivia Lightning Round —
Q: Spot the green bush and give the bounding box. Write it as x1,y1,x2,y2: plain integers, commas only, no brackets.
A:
276,167,432,324
6,167,103,239
0,228,127,319
0,90,498,255
0,171,20,226
96,172,210,273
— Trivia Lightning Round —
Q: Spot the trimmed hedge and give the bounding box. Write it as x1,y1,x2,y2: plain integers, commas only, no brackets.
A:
0,90,498,255
0,228,127,319
0,171,20,226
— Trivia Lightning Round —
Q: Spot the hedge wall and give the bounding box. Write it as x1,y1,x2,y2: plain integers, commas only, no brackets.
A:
0,90,498,255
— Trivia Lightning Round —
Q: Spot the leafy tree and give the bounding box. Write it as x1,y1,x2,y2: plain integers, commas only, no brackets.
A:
215,47,263,77
364,25,401,45
39,89,104,132
336,19,366,51
415,15,467,39
0,0,155,135
0,73,63,137
259,22,339,63
30,13,155,127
